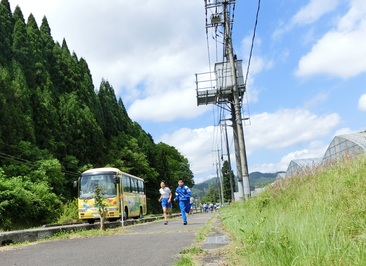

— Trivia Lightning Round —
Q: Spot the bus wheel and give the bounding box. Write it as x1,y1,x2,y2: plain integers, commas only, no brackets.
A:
139,207,143,219
88,219,95,224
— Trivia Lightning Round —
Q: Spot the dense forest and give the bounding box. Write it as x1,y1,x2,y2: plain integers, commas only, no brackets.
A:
0,0,194,230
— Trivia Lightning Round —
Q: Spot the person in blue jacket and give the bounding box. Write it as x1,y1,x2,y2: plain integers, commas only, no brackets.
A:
174,179,191,225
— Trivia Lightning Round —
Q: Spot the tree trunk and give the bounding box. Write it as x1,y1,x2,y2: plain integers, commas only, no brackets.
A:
99,209,106,231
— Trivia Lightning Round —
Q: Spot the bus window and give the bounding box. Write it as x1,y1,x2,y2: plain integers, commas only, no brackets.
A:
103,175,116,197
138,180,144,194
80,175,117,198
131,178,138,193
122,175,131,192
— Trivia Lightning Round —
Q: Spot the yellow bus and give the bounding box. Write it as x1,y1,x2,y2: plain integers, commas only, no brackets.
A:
75,167,147,224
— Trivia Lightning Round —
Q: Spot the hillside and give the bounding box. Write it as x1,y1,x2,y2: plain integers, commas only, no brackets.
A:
191,171,284,198
218,156,366,265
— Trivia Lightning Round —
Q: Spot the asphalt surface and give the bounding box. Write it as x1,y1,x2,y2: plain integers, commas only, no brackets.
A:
0,213,213,266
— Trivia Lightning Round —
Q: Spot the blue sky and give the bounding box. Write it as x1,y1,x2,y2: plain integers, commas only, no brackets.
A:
9,0,366,184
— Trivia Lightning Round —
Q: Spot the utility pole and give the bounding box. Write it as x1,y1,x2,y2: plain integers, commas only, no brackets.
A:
214,149,224,205
196,0,251,201
216,149,225,205
231,105,243,199
222,0,250,200
223,121,235,201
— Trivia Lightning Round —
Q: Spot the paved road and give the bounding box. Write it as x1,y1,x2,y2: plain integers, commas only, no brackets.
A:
0,213,212,266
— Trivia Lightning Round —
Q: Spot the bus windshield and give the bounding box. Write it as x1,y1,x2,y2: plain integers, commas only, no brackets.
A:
80,174,117,199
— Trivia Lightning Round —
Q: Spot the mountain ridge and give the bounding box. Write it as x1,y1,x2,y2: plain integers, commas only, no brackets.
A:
191,171,285,198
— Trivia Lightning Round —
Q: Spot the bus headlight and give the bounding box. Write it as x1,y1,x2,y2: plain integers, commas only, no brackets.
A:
106,207,118,211
78,209,87,212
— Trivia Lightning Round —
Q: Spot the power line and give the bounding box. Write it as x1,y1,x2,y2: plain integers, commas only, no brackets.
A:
244,0,261,89
0,150,80,177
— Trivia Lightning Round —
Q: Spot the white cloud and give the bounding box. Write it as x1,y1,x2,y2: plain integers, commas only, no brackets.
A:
159,126,217,180
303,92,330,109
273,0,340,39
159,108,340,181
247,87,259,104
240,36,273,76
333,127,356,136
295,28,366,78
281,146,326,164
128,86,210,122
249,140,328,173
296,0,366,78
292,0,340,26
245,109,340,151
8,0,62,21
337,0,366,31
358,94,366,111
239,36,272,104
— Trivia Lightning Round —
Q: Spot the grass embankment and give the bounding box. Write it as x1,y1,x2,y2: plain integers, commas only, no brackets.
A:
220,156,366,265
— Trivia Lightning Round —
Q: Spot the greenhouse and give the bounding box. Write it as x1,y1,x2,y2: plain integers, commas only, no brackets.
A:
286,158,322,177
322,132,366,163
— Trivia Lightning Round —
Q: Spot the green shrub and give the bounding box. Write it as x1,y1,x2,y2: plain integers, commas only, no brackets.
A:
57,199,78,224
0,169,62,230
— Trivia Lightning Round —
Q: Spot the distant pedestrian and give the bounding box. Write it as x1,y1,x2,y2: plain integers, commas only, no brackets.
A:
209,202,214,212
189,196,195,214
158,180,172,225
174,179,191,225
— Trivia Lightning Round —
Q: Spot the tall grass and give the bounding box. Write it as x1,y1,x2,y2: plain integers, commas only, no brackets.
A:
57,199,78,224
220,156,366,265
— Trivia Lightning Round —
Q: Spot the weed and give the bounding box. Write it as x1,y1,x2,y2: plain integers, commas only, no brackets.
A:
174,256,195,266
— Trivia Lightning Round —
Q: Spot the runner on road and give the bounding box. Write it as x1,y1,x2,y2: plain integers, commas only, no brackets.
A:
158,180,172,225
174,179,191,225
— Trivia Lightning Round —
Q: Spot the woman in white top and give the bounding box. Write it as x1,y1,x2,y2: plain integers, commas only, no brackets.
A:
158,180,172,225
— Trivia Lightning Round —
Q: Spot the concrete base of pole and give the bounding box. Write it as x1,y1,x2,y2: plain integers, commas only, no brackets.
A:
243,175,251,200
237,180,244,200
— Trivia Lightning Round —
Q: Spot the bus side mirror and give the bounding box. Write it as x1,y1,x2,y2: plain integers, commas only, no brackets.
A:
115,177,120,184
73,180,78,188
